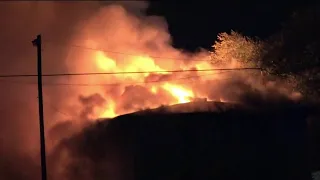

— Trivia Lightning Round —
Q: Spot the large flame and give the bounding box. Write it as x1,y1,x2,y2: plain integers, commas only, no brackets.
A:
72,23,221,119
50,4,239,121
93,50,206,118
55,3,299,121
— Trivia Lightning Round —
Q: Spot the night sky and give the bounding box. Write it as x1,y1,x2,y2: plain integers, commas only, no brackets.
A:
146,1,313,51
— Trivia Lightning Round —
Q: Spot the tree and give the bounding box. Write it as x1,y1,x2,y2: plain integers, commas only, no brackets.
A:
210,4,320,100
261,4,320,99
210,30,263,68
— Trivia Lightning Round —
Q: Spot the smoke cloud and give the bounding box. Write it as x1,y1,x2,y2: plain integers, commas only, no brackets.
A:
0,1,304,180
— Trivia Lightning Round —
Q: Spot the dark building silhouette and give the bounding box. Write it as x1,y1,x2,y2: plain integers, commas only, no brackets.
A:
61,101,314,180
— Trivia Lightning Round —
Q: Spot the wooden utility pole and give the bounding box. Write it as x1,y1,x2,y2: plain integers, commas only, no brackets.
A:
32,34,48,180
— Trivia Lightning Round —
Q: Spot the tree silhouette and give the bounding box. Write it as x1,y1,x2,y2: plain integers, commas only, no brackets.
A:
210,4,320,100
260,4,319,98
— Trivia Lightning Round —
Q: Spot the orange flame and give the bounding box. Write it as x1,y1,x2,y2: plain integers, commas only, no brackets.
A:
100,100,116,118
162,83,194,104
93,49,209,118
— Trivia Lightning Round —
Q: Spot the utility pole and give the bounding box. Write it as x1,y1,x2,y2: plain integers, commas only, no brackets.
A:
32,34,48,180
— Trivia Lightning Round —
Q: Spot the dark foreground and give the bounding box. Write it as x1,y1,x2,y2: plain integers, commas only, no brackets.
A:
57,101,316,180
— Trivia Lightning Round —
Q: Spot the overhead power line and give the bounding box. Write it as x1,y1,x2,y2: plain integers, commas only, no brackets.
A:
42,72,228,87
42,92,74,118
0,67,262,78
0,71,231,87
43,100,73,118
44,41,210,62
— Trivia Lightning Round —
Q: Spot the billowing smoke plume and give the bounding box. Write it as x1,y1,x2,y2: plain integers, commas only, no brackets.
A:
0,1,303,180
0,1,152,179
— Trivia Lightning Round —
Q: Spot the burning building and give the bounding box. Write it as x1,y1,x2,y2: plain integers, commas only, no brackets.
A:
48,100,314,180
0,2,317,180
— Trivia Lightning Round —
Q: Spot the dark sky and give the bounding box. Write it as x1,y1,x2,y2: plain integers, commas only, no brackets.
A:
146,1,313,51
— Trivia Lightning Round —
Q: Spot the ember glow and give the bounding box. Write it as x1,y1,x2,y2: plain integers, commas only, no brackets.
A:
162,83,194,103
88,48,214,118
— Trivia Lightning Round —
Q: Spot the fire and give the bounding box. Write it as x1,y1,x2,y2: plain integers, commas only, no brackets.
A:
96,51,116,71
93,49,204,118
100,100,116,118
70,6,243,120
162,83,194,103
151,86,158,94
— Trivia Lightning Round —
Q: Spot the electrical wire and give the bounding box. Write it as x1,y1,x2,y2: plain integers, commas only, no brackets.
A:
0,67,262,78
43,100,74,118
42,91,74,118
44,41,211,62
0,71,235,87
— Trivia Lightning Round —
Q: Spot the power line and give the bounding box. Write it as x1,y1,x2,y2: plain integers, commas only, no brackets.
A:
69,44,209,62
41,71,233,87
42,91,74,118
41,73,223,87
0,67,262,78
0,71,235,87
44,41,210,62
43,100,74,118
0,79,36,86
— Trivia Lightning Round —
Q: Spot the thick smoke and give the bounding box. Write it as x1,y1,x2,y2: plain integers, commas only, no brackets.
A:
0,1,304,180
0,1,152,179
